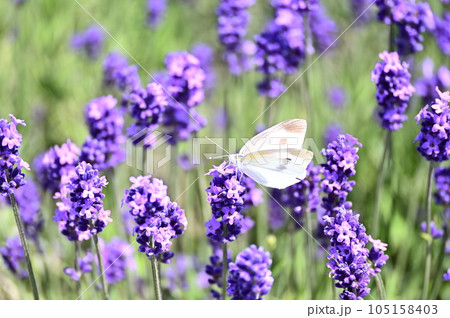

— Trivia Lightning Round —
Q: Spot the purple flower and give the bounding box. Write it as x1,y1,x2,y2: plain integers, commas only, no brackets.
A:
99,238,136,284
216,0,256,74
375,1,435,55
11,0,28,6
13,179,43,241
324,207,377,300
254,7,305,97
178,153,193,171
161,105,207,146
191,43,216,95
433,12,450,56
444,269,450,281
65,161,112,236
163,253,195,292
375,0,402,24
0,237,27,278
368,236,389,274
53,185,91,242
268,189,286,230
328,86,347,109
205,162,246,243
122,175,187,263
165,51,205,108
269,163,322,229
286,163,322,225
124,82,169,148
272,0,319,12
257,78,286,99
240,176,263,211
394,2,435,56
371,51,415,130
147,0,167,28
324,123,343,147
64,251,93,281
350,0,374,24
0,115,29,196
103,52,141,92
227,245,274,300
320,134,362,220
103,52,128,86
225,40,257,75
421,221,444,239
34,139,80,193
205,245,231,299
71,25,104,60
414,87,450,162
82,95,125,170
415,58,450,104
85,96,123,142
434,166,450,206
308,4,338,54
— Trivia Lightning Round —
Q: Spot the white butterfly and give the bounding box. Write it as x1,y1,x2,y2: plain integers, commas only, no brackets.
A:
228,119,313,189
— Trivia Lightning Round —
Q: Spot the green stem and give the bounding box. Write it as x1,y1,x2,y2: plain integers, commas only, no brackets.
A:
9,192,40,300
222,241,228,300
305,211,315,299
150,236,162,300
372,131,391,237
389,23,395,52
170,146,179,197
375,273,387,300
422,162,435,300
264,96,272,127
430,229,446,299
331,279,337,300
92,233,109,300
74,241,81,298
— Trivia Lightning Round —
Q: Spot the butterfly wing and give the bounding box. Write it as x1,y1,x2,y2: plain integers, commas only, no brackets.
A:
239,119,307,156
239,165,302,189
238,148,313,189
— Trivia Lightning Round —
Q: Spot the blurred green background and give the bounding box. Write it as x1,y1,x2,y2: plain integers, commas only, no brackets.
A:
0,0,448,300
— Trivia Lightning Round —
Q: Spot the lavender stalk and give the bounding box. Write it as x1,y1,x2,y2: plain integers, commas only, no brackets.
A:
1,115,39,299
92,232,109,300
74,241,82,298
422,162,434,299
221,240,228,300
372,131,391,236
150,236,162,300
9,192,40,300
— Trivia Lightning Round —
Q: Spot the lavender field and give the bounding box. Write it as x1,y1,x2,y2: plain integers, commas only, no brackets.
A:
0,0,449,300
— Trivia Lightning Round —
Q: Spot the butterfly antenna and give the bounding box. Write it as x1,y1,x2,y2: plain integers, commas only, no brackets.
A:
204,136,230,158
208,155,228,160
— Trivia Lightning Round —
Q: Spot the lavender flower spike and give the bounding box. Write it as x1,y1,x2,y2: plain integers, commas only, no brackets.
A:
216,0,256,75
64,251,93,281
415,87,450,162
71,25,104,60
147,0,167,28
205,162,246,243
371,51,415,131
81,95,125,170
66,161,112,235
122,175,187,263
99,238,136,284
0,115,29,196
1,236,28,279
34,139,80,193
227,245,274,300
325,207,388,300
434,167,450,206
165,51,205,108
